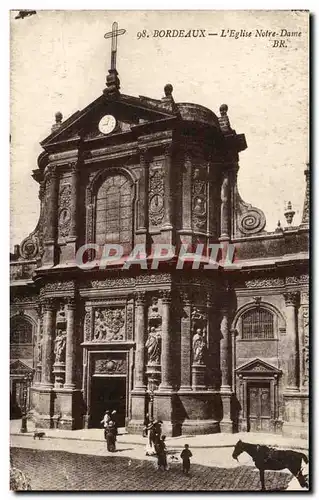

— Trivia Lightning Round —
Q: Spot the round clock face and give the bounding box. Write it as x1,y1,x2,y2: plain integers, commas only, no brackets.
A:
98,115,116,135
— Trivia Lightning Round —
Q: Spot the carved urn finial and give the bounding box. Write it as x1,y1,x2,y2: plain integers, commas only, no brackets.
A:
275,220,283,233
218,104,232,134
51,111,63,133
164,83,173,98
219,104,228,116
284,201,295,226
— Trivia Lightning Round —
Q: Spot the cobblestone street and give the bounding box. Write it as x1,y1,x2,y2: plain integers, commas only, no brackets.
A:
10,447,292,491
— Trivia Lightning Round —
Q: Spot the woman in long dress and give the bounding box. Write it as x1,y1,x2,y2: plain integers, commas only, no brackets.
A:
145,422,156,456
106,420,117,452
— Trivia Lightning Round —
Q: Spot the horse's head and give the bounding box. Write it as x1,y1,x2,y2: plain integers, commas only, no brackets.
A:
232,440,244,461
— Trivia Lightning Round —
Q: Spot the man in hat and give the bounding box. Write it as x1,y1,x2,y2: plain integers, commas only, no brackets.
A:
100,411,110,441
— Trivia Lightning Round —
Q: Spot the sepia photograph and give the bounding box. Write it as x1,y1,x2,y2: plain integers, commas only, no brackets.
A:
9,9,309,492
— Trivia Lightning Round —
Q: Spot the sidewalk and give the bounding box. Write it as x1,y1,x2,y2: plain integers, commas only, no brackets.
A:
10,419,308,451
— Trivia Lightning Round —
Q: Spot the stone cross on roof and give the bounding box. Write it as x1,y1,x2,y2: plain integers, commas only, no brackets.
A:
104,21,126,71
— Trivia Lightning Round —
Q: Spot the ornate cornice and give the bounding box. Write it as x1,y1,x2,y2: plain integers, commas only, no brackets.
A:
245,277,284,289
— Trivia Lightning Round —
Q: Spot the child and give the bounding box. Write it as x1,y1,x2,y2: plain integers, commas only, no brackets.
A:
181,444,192,474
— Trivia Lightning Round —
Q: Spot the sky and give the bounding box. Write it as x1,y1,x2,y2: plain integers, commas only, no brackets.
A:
10,10,309,248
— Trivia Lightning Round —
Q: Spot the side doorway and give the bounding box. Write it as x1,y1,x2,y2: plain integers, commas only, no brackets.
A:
235,358,282,433
247,382,271,432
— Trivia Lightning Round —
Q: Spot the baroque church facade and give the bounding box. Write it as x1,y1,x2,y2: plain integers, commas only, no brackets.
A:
10,60,309,437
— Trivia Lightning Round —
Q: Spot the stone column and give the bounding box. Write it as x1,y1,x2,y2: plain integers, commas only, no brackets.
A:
220,308,231,391
162,144,173,230
220,305,233,433
159,290,173,391
137,149,149,233
220,171,230,242
41,299,56,388
179,290,192,391
284,292,300,392
43,166,59,264
46,166,59,240
134,292,146,390
181,153,192,236
35,305,42,385
64,298,76,389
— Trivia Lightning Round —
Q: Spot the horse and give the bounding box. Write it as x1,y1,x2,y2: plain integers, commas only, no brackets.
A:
232,440,309,491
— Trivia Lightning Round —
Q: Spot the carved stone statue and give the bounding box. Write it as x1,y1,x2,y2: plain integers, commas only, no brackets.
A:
145,326,161,365
94,310,107,340
192,328,206,365
54,329,66,363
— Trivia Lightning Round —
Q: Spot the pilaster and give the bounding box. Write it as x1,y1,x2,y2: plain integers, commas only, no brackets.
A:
43,165,59,265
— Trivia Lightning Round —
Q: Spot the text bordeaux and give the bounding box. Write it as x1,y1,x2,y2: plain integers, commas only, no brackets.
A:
153,29,206,38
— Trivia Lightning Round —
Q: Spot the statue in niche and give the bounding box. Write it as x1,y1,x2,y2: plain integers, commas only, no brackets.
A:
54,329,66,363
193,196,206,215
145,326,161,364
192,328,207,365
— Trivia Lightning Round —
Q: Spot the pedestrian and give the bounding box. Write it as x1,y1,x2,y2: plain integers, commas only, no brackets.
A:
106,420,117,452
153,420,162,446
111,410,118,436
100,411,110,441
142,413,150,438
145,421,156,456
156,435,168,471
181,444,192,474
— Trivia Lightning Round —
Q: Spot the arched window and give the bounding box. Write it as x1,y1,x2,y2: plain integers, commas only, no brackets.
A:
10,316,33,344
95,174,133,254
241,308,274,340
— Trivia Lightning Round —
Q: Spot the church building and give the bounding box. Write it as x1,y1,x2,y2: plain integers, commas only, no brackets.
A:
10,27,309,438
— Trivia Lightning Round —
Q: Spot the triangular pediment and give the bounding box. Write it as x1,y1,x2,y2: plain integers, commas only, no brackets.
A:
41,93,175,147
10,359,34,375
235,358,281,375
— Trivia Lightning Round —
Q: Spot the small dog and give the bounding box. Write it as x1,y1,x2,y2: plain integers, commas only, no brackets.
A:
33,431,46,440
169,455,179,462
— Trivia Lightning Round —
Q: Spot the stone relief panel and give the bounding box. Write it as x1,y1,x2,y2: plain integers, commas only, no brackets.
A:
93,356,127,375
93,308,126,342
149,159,164,226
58,183,72,239
192,167,207,231
126,300,134,341
84,306,93,342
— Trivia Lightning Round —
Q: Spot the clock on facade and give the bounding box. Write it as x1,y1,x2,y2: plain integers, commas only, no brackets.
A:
98,115,117,135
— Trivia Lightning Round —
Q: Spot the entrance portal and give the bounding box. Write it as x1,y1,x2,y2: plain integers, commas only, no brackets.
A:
90,377,126,428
